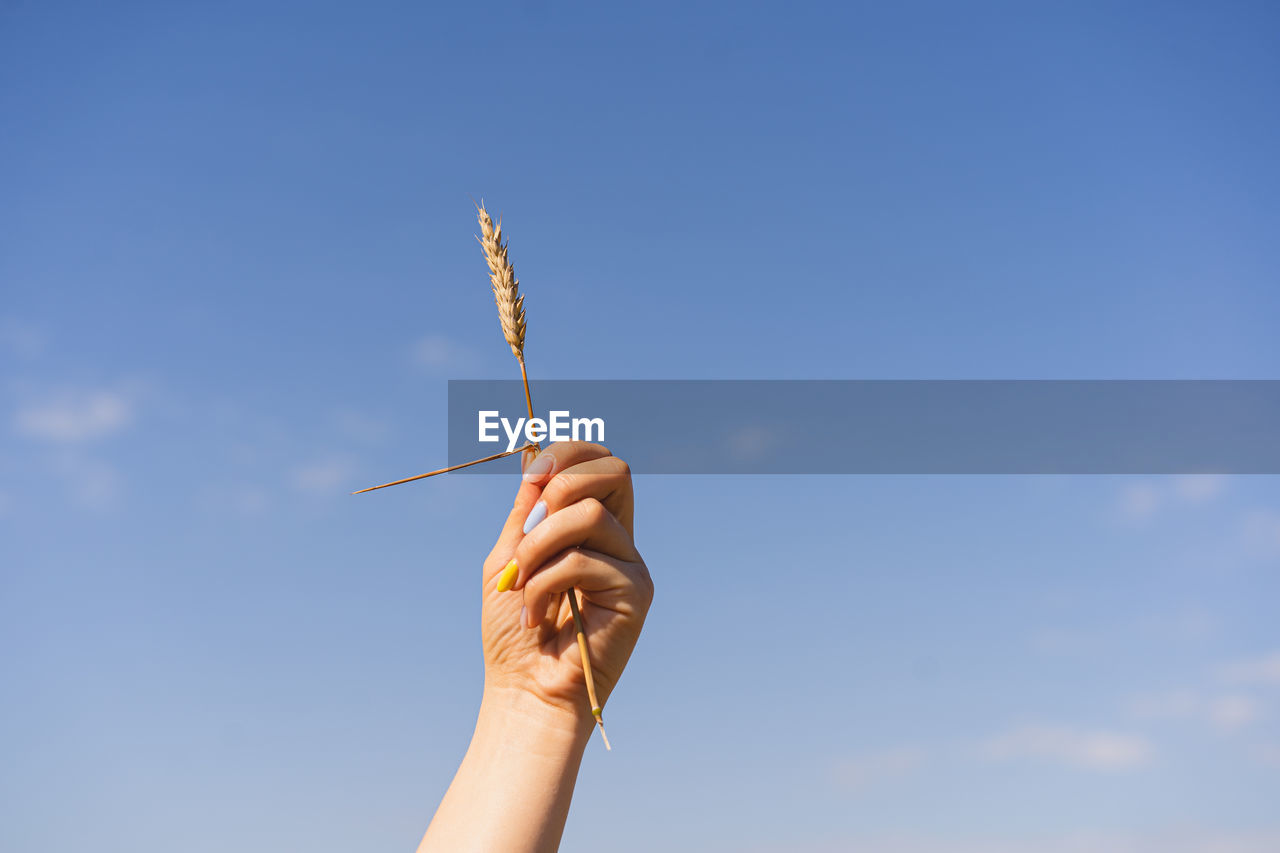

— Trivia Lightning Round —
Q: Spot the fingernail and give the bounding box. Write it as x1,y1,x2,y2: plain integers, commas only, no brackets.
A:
519,605,528,629
522,452,554,482
495,559,518,592
522,500,548,534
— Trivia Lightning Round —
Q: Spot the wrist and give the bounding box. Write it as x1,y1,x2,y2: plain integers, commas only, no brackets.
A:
421,686,592,852
476,684,594,754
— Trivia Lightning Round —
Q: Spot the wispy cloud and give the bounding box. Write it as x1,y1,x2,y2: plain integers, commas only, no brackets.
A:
1125,689,1263,732
1032,609,1214,657
409,333,476,374
331,409,392,445
47,452,124,511
290,457,356,495
978,724,1153,771
233,486,271,515
1208,695,1263,731
832,746,926,791
1124,688,1201,720
727,424,776,462
1118,482,1162,520
745,829,1280,853
1115,475,1228,522
833,723,1155,794
1256,742,1280,768
13,390,134,443
1220,651,1280,686
192,482,273,516
1172,474,1228,503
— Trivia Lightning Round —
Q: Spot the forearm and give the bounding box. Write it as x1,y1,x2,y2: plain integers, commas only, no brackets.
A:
418,685,593,853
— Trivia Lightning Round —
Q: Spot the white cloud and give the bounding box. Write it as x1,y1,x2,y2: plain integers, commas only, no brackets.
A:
13,390,133,442
1125,689,1201,721
1125,689,1263,732
234,487,271,515
410,334,474,373
1118,482,1161,520
727,424,775,462
979,724,1153,771
1172,474,1227,503
332,409,391,444
1208,695,1262,731
744,829,1280,853
1220,651,1280,686
193,482,273,516
1256,742,1280,768
832,746,926,791
47,453,124,511
291,457,355,495
73,462,122,509
1115,476,1229,522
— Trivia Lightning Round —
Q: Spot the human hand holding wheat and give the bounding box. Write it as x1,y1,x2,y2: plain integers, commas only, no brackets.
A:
481,442,652,723
419,442,652,852
378,203,651,851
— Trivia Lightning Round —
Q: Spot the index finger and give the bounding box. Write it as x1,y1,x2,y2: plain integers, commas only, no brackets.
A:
518,441,614,488
486,441,615,573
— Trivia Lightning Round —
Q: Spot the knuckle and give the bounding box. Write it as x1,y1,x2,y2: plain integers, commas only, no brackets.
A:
577,496,607,526
523,575,547,607
541,473,571,508
525,555,560,592
610,456,631,479
564,547,592,574
638,567,655,604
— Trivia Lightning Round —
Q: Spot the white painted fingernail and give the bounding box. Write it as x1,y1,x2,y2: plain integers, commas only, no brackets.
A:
522,500,548,534
520,605,528,629
522,452,555,482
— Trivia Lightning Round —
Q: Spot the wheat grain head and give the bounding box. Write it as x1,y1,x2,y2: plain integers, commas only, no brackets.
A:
476,204,526,360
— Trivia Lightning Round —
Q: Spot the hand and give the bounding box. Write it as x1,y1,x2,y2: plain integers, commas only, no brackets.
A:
480,441,654,725
420,442,652,852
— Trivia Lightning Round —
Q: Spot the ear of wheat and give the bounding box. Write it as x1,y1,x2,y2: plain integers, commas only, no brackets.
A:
477,205,526,360
477,203,537,450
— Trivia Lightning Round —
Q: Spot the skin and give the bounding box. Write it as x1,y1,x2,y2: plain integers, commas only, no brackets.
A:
418,442,654,853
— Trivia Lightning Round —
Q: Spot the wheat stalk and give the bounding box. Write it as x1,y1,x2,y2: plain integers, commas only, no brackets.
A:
350,443,535,494
476,202,610,749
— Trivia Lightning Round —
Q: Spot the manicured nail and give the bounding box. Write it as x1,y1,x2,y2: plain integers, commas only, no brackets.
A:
495,559,518,592
519,605,528,629
522,452,554,482
522,500,548,534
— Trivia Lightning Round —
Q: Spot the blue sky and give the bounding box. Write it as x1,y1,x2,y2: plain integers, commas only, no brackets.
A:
3,2,1279,851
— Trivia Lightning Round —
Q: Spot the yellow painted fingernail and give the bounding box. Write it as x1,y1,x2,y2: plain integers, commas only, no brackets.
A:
496,559,518,592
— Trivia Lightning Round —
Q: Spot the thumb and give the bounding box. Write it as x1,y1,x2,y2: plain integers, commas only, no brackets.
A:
486,466,543,584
